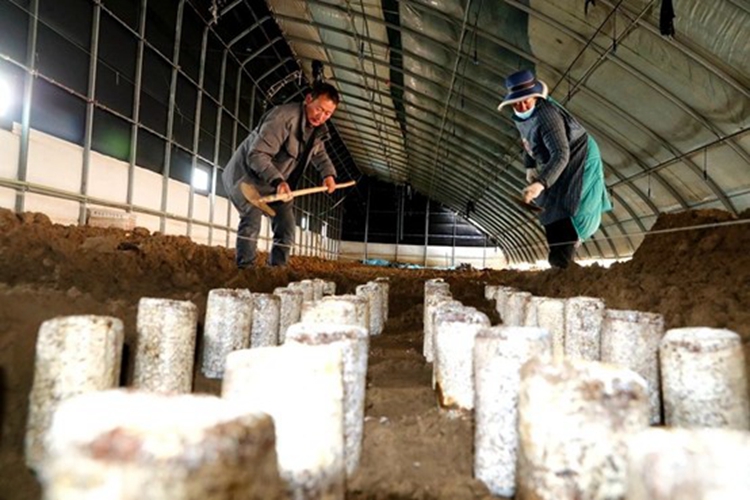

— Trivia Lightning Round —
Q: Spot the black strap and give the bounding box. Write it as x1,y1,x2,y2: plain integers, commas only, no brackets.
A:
660,0,675,36
585,0,596,15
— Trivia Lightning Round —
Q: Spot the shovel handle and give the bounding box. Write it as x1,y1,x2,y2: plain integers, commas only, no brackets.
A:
260,180,356,203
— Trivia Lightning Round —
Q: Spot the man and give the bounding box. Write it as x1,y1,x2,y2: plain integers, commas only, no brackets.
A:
222,82,340,268
497,69,612,269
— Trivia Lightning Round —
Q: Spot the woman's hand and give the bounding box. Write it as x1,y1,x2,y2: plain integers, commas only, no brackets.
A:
523,181,545,204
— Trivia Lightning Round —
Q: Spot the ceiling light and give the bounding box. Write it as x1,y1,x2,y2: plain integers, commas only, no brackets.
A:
192,166,210,192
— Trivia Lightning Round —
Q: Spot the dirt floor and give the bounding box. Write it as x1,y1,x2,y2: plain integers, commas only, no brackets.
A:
0,207,748,499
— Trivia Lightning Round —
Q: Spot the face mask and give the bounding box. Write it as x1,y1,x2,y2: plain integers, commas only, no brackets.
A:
514,104,535,120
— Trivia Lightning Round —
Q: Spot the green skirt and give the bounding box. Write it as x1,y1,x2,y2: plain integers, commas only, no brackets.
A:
572,136,612,240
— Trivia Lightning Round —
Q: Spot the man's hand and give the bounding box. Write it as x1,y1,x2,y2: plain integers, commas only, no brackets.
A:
276,181,292,201
323,176,336,193
523,181,545,204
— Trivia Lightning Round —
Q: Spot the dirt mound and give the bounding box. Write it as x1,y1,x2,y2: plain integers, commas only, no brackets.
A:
491,209,750,338
1,206,748,499
629,209,747,272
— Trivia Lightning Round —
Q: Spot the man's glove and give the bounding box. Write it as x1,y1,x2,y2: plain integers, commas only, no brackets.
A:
525,168,538,184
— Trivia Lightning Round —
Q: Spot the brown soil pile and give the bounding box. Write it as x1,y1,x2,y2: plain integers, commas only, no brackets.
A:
498,209,750,337
0,207,748,499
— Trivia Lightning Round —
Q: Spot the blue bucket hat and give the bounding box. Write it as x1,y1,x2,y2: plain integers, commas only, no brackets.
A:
497,69,548,111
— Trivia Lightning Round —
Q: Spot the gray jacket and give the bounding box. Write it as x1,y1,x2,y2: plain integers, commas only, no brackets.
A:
222,102,337,198
514,98,589,226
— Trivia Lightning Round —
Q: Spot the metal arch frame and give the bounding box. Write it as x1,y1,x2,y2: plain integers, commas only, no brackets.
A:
329,77,522,188
127,0,149,212
226,16,272,48
283,38,520,150
0,0,317,253
299,0,735,218
279,6,658,238
336,131,548,261
424,0,476,200
14,0,39,215
215,0,244,19
286,5,406,188
238,36,284,70
505,0,750,169
335,129,518,216
337,136,543,260
209,44,230,245
159,0,186,234
333,95,528,199
609,128,750,188
337,109,619,259
58,0,739,264
275,11,523,136
7,0,241,241
97,1,255,129
186,19,212,237
306,0,404,182
252,57,295,89
130,0,673,246
570,79,737,214
329,79,628,258
285,25,662,219
302,58,637,253
598,0,750,99
265,0,748,262
339,87,639,251
370,3,705,216
278,16,664,237
241,3,306,97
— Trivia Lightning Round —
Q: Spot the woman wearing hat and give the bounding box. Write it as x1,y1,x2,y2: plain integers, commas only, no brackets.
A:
498,69,612,269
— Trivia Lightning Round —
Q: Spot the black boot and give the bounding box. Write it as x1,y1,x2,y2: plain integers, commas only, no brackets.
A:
544,218,579,269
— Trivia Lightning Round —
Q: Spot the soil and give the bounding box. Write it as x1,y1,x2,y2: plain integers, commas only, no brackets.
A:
0,207,748,499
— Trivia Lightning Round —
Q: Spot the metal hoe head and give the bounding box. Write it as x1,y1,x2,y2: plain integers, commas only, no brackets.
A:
240,182,277,217
513,195,543,213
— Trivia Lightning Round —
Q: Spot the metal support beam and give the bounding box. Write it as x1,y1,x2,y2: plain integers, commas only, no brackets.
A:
364,180,371,260
423,198,430,266
160,0,186,233
79,1,102,225
451,210,458,267
15,0,39,214
187,26,210,237
209,48,229,245
127,0,148,211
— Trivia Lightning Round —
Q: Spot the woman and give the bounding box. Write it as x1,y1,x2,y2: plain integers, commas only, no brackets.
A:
498,69,612,269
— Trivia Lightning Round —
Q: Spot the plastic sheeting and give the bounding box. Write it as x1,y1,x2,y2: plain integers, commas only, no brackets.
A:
267,0,750,264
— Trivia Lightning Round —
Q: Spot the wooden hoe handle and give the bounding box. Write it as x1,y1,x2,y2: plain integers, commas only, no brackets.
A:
260,180,356,203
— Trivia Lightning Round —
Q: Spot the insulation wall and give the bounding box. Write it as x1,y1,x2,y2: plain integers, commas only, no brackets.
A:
0,124,347,259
